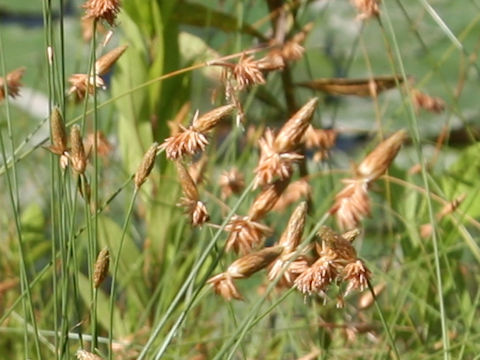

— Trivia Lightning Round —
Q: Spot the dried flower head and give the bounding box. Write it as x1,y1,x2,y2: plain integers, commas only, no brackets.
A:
248,179,289,220
47,107,68,156
219,168,245,199
93,247,110,288
84,131,113,157
304,126,337,161
0,67,25,101
351,0,380,20
68,73,106,101
230,54,266,90
95,44,128,75
225,215,272,254
76,350,103,360
356,130,407,182
208,246,283,300
329,179,370,230
254,129,303,187
83,0,121,26
161,105,232,160
69,125,87,175
273,178,312,212
412,90,445,114
343,259,371,295
295,226,371,298
134,143,158,189
175,161,209,226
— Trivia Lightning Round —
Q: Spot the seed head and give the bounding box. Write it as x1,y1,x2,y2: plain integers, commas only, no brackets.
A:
0,67,25,101
231,54,266,90
93,247,110,288
412,90,445,113
272,178,311,212
160,126,208,160
248,179,289,220
356,130,407,183
77,350,103,360
70,125,87,174
83,0,121,26
278,201,308,253
343,259,371,295
329,180,370,231
225,215,272,254
134,143,158,189
219,168,245,199
274,98,319,153
47,107,68,156
95,44,128,75
192,104,235,133
68,73,106,101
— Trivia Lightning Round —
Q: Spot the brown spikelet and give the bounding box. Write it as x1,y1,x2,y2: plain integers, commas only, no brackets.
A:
175,161,209,226
93,247,110,288
272,178,312,212
343,259,371,295
303,126,337,161
225,216,272,254
70,125,87,174
274,98,319,153
268,202,309,286
83,0,121,26
160,125,208,160
329,179,370,230
350,0,380,20
0,67,26,100
95,44,128,75
68,73,106,101
356,130,407,182
47,107,68,156
219,168,245,199
254,129,303,187
76,349,103,360
192,104,235,133
412,90,445,113
358,282,386,309
208,246,283,301
134,143,158,189
231,54,266,90
84,131,113,157
248,179,289,220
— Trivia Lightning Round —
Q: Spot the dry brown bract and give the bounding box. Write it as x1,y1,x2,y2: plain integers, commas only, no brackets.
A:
225,216,272,254
208,246,283,301
0,67,25,101
350,0,380,20
69,125,87,175
294,227,371,300
83,0,120,26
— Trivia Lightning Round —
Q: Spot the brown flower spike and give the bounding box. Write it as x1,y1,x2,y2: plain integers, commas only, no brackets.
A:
208,246,283,301
0,67,25,101
254,98,318,187
93,247,110,288
83,0,121,26
175,161,209,227
69,125,87,175
160,105,235,160
134,143,159,189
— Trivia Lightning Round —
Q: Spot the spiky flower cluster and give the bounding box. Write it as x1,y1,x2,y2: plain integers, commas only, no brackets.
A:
330,130,407,230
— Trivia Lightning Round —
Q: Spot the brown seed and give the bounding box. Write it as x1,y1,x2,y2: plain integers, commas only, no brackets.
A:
70,125,87,174
134,143,158,189
47,107,68,155
93,247,110,288
95,44,128,75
